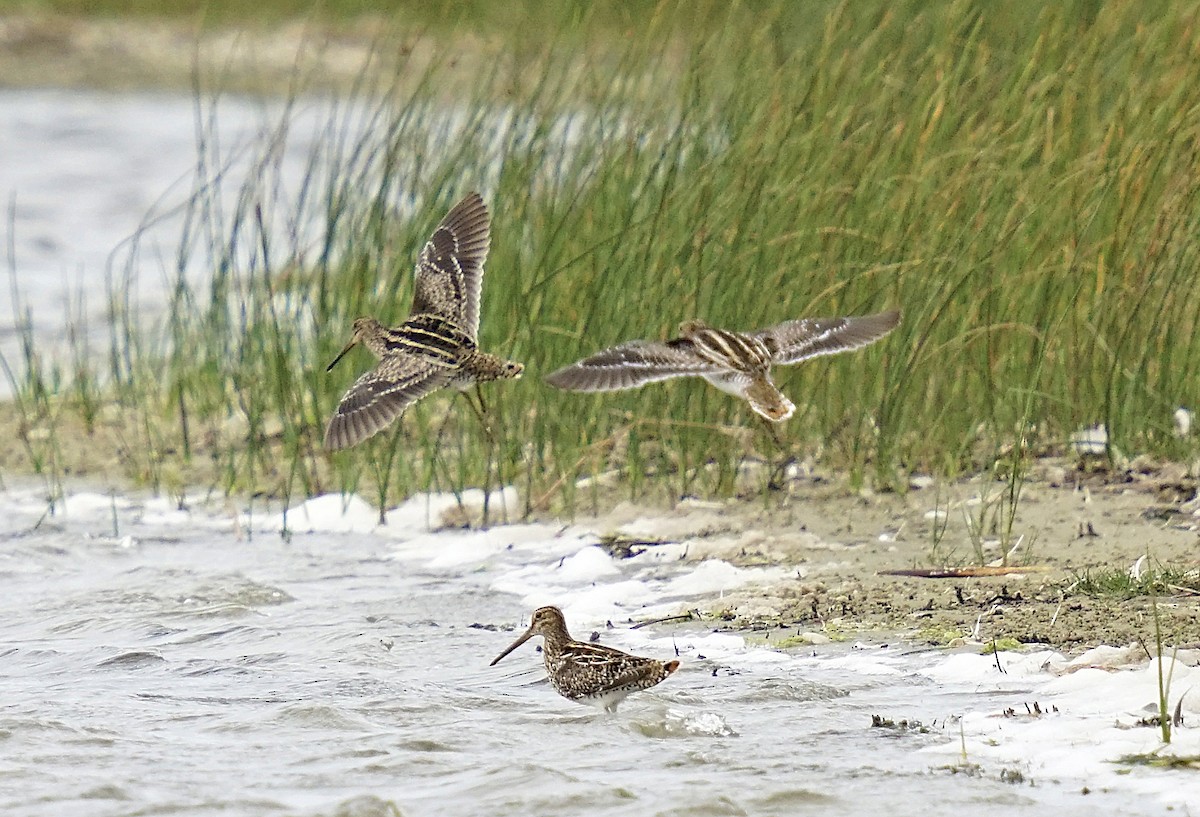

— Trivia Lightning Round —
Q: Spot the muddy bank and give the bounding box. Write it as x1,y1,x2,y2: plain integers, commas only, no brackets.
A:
574,458,1200,653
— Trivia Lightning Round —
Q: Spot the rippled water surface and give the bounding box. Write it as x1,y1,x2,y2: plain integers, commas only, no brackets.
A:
2,484,1191,816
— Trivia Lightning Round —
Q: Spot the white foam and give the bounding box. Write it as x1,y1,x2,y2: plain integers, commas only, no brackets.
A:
916,650,1200,806
383,492,473,529
384,486,519,529
136,497,196,527
254,486,521,536
680,632,751,657
410,524,573,569
555,546,619,581
920,649,1061,686
1043,657,1200,717
660,559,790,598
662,708,738,737
63,491,135,517
267,494,382,534
812,649,910,677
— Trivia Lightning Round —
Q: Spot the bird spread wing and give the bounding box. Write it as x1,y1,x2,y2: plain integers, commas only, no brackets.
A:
324,356,453,450
544,338,721,392
755,310,900,366
411,192,491,340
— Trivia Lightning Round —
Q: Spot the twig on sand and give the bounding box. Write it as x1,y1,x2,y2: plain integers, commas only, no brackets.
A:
880,565,1049,579
631,611,697,630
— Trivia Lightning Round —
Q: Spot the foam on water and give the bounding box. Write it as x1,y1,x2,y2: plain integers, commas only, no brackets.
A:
916,650,1200,803
3,481,1199,814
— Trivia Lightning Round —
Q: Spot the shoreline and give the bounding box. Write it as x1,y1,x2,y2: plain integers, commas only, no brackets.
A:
562,456,1200,655
9,451,1199,655
0,12,482,95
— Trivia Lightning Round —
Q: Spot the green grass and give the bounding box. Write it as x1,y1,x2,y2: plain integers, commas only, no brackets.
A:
1116,752,1200,769
7,0,1200,517
1066,563,1200,599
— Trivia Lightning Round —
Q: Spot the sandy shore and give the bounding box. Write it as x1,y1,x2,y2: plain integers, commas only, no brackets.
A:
568,456,1200,653
8,397,1200,653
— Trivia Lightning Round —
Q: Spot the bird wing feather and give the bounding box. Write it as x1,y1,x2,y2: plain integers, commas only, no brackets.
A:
324,356,453,450
411,192,491,339
554,644,662,698
754,310,900,365
544,338,722,392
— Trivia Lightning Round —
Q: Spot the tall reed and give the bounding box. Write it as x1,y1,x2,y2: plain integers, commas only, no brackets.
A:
8,0,1200,514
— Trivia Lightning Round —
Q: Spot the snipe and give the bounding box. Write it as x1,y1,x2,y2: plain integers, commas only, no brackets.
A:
324,192,523,450
491,606,680,713
545,310,900,422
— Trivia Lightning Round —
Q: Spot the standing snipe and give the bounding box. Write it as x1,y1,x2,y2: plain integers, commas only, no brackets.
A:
324,192,523,451
544,310,900,422
490,606,680,713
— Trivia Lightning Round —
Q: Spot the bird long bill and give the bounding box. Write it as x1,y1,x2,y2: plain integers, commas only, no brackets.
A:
325,340,357,373
489,627,534,666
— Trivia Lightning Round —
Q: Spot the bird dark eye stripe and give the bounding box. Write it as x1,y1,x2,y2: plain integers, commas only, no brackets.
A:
692,328,769,368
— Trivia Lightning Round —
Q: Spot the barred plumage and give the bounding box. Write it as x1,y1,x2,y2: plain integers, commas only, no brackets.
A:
545,310,900,422
323,193,523,451
491,606,680,713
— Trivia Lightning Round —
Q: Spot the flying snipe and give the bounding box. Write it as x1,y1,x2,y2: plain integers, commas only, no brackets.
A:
491,606,680,713
544,310,900,422
324,192,523,451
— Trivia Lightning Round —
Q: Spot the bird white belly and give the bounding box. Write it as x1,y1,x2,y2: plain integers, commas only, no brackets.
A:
574,686,633,713
701,372,750,397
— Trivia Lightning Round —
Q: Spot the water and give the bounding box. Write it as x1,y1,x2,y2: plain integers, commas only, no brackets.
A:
1,88,1197,815
0,86,586,398
1,483,1195,816
1,88,284,395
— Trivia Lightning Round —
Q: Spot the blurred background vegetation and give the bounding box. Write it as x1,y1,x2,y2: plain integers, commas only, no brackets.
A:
5,0,1200,518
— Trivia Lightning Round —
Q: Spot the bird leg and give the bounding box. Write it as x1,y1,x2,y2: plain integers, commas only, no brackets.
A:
462,385,495,443
759,418,797,490
760,417,785,450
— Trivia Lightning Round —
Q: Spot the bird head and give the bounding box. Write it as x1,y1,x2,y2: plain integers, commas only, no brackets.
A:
489,606,568,666
326,316,381,372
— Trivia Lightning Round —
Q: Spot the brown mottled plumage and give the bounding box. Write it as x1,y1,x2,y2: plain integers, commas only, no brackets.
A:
324,193,523,451
491,606,680,713
545,310,900,422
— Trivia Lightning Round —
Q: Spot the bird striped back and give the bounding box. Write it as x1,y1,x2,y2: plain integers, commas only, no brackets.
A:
388,313,476,365
682,325,772,372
